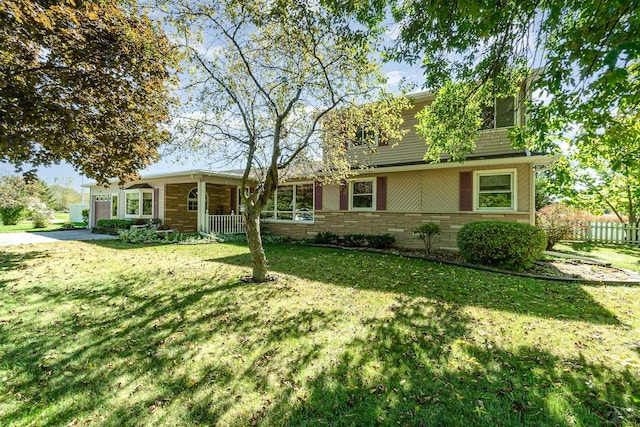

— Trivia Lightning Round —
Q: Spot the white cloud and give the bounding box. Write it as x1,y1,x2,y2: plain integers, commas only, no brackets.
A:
385,70,406,87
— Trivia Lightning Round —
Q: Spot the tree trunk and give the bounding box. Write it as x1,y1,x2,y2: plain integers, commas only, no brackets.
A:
244,210,269,282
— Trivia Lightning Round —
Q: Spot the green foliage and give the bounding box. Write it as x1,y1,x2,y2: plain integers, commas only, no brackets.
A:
96,219,133,229
0,175,26,209
557,112,640,237
165,0,407,281
457,221,546,271
31,211,51,229
118,228,160,244
81,208,89,223
313,231,339,244
413,222,441,254
48,182,81,211
365,234,396,249
0,206,25,225
0,0,177,184
61,222,76,230
343,234,367,247
387,0,639,158
536,204,589,250
535,175,553,211
415,81,482,162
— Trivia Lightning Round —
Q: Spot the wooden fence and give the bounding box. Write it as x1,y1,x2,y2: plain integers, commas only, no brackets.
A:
571,221,640,245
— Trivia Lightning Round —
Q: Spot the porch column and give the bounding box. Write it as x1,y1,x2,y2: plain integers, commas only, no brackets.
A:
197,180,207,232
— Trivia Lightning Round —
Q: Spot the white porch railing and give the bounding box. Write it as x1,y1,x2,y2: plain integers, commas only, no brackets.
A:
207,214,245,234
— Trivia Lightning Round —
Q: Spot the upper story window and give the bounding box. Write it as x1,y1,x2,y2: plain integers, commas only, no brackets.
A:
261,182,314,222
352,125,377,146
474,169,516,211
125,189,153,218
350,178,375,210
480,96,517,130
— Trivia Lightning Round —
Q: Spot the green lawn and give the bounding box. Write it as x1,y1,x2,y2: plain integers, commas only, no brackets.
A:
0,212,79,233
554,242,640,272
1,242,639,426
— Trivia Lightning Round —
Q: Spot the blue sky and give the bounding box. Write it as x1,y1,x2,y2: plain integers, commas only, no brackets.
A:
0,58,424,192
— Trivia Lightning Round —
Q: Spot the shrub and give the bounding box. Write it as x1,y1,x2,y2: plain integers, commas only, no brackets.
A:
343,234,367,247
118,228,160,244
457,221,546,271
313,231,339,244
96,219,133,229
0,206,25,225
31,211,51,228
365,234,396,249
81,208,89,223
536,203,588,250
414,222,441,254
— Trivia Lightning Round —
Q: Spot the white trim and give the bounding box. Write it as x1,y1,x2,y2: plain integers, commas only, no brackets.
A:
473,168,517,212
124,189,154,219
260,181,315,223
349,178,376,211
344,154,558,176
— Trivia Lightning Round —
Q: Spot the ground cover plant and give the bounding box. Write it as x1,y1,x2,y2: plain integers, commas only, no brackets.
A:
0,241,639,426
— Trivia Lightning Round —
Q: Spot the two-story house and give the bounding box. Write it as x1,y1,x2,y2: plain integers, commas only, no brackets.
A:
86,89,554,250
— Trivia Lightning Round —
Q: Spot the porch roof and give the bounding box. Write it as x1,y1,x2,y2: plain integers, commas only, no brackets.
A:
83,169,248,188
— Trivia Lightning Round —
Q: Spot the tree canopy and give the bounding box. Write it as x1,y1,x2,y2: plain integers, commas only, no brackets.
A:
0,0,177,184
165,0,408,281
389,0,639,152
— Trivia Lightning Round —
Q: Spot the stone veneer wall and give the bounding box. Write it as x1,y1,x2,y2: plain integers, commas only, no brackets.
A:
164,183,233,233
263,211,532,250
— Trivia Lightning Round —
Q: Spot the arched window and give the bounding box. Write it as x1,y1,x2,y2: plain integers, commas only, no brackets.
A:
187,187,209,212
187,188,198,211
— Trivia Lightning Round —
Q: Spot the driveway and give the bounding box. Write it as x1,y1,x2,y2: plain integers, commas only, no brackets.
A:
0,229,118,246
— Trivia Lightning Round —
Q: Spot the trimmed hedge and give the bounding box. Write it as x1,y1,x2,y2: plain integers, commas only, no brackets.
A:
457,221,546,271
96,219,133,229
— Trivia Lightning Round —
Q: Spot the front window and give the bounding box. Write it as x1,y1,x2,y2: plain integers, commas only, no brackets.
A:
350,179,375,210
261,183,314,222
480,96,516,130
125,190,154,217
475,170,515,211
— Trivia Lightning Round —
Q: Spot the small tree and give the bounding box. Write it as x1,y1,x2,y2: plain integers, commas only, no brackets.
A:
414,222,441,255
0,175,27,225
536,203,588,250
167,0,408,282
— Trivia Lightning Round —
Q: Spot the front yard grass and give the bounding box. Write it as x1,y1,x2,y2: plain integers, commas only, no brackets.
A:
554,242,640,273
1,241,639,426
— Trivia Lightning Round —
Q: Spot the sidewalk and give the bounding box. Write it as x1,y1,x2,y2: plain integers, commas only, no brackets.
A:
0,230,117,246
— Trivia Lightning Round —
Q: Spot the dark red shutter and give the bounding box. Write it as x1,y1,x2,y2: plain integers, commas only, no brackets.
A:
460,172,473,211
153,188,159,218
230,186,237,213
314,182,323,210
339,182,349,210
376,176,387,210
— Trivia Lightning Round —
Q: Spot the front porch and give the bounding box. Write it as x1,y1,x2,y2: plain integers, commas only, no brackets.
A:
206,214,246,234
